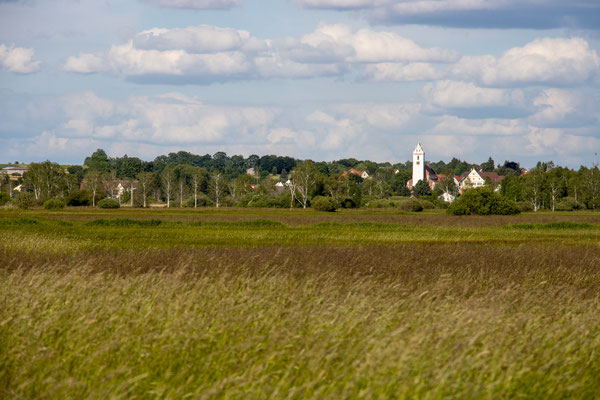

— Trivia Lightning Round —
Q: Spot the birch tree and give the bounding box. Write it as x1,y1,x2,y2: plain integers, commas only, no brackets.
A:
161,167,175,208
290,161,317,209
84,170,103,207
137,172,154,208
209,172,226,208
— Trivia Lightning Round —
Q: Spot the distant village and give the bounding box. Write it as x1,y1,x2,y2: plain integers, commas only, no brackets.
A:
1,143,598,212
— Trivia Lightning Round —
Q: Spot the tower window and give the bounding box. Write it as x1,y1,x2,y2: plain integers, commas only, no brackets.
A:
416,162,420,165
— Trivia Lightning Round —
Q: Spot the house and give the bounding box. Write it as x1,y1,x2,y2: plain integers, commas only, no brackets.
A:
341,168,370,179
246,167,256,176
274,181,285,193
455,168,504,194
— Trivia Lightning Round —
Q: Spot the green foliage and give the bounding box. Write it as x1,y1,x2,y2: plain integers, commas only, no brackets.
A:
517,201,534,212
43,198,65,210
13,192,35,209
84,149,111,172
0,192,10,206
365,198,424,212
97,198,120,209
311,196,337,212
413,180,432,197
447,188,520,215
339,198,357,209
66,190,91,206
555,197,584,211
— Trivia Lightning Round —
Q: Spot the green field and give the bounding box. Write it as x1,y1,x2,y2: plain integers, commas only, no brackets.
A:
1,208,600,399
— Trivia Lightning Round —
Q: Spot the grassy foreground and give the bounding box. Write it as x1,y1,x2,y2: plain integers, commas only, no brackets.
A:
1,208,600,399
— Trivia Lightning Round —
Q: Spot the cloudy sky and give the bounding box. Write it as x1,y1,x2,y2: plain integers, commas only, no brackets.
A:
1,0,599,168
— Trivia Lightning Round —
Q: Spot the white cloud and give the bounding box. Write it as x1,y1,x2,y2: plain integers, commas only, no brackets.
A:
424,80,525,109
531,89,580,124
140,0,244,9
62,24,457,82
300,24,458,63
431,115,527,136
133,26,265,53
332,103,421,130
451,37,600,87
364,62,441,81
0,43,40,74
63,53,105,74
53,92,279,145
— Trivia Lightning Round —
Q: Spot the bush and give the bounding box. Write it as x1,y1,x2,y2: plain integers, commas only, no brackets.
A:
66,190,91,206
43,198,65,210
447,188,520,216
97,198,120,209
364,198,423,212
13,192,35,209
339,198,357,209
418,199,435,209
517,201,534,212
0,192,10,206
555,197,583,211
311,196,337,212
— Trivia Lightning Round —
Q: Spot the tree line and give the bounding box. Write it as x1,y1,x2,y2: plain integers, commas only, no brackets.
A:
0,149,598,211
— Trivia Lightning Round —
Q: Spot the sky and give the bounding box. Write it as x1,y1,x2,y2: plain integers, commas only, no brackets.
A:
0,0,599,168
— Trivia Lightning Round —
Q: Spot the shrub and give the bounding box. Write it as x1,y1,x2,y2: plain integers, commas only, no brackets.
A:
43,198,65,210
311,196,337,212
0,192,10,206
447,188,520,216
339,198,357,209
13,192,35,209
97,198,120,209
66,190,91,206
418,199,435,209
555,197,583,211
517,201,534,212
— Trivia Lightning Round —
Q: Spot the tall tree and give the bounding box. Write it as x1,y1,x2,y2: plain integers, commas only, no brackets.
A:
161,167,175,208
137,172,155,208
84,171,104,207
209,172,226,208
290,161,318,209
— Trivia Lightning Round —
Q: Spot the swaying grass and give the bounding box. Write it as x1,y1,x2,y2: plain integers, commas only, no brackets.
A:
1,208,600,399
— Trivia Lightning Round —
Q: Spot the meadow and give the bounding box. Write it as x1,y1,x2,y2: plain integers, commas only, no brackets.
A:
1,208,600,399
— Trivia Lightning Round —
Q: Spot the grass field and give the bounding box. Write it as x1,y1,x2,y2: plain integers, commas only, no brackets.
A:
1,208,600,399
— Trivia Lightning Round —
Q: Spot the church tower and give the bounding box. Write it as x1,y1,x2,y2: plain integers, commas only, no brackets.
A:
412,142,425,186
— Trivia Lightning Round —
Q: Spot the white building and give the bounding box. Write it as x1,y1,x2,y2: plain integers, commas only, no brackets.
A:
412,142,425,186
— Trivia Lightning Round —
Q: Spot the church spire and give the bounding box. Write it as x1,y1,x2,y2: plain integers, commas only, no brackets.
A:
412,141,425,186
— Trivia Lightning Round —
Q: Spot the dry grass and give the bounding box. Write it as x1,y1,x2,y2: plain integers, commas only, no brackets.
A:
1,209,600,399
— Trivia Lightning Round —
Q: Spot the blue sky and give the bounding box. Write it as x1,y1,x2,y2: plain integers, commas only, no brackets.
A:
0,0,599,168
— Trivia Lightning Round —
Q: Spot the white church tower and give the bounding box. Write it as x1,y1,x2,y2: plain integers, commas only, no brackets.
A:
412,142,425,186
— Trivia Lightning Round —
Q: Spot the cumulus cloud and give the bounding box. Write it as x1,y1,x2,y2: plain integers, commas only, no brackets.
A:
299,24,458,63
530,89,598,128
62,24,456,82
431,115,527,136
424,80,525,110
451,37,600,87
0,43,40,73
364,62,441,82
140,0,244,9
63,53,105,74
13,91,282,148
295,0,600,30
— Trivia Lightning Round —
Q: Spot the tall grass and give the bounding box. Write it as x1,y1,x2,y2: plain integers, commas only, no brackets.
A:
1,209,600,398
